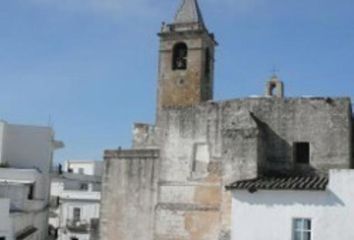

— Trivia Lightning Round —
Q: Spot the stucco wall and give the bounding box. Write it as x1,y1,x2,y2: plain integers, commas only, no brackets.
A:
0,122,54,173
64,161,103,176
0,199,10,239
100,149,159,240
231,169,354,240
11,209,49,240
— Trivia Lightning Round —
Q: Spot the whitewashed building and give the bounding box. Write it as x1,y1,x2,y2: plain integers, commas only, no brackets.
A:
49,161,102,240
0,120,63,240
64,160,103,177
227,169,354,240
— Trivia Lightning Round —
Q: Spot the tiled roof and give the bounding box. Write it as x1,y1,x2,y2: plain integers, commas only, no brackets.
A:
226,175,328,192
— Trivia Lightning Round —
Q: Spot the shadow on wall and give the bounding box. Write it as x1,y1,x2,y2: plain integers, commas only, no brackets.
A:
254,117,318,176
233,189,344,207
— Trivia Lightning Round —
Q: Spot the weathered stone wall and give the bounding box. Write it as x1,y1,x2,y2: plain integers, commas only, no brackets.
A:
154,96,352,240
99,149,159,240
132,123,160,149
154,103,223,240
100,97,352,240
157,31,215,112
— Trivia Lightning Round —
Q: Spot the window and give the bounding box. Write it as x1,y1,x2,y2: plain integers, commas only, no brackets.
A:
80,183,88,191
293,218,311,240
172,42,188,70
28,184,35,200
294,142,310,164
0,237,6,240
71,238,78,240
73,208,81,222
68,168,73,173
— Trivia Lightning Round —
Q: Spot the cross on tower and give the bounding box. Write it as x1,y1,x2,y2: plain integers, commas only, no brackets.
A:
271,65,279,77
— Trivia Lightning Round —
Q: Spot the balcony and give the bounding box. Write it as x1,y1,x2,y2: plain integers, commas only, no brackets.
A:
66,219,90,233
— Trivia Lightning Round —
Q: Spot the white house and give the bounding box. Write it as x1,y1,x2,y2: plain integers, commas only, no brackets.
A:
50,161,102,240
0,120,63,240
64,160,103,177
227,169,354,240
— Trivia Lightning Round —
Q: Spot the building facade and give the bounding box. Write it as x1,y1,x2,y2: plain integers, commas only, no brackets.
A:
99,1,354,240
0,120,63,240
228,170,354,240
50,161,102,240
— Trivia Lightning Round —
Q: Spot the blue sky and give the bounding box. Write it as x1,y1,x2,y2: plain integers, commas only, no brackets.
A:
0,0,353,163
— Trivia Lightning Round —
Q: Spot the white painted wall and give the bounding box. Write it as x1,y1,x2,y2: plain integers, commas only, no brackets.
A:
64,161,103,176
0,121,58,173
0,169,53,240
0,121,63,240
0,199,11,239
231,169,354,240
11,210,49,240
50,174,101,240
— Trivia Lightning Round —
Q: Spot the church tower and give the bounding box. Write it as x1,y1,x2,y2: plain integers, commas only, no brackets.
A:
157,0,217,112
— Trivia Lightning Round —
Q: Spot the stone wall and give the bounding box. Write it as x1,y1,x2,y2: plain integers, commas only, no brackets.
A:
101,96,353,240
99,149,159,240
157,31,216,112
132,123,159,149
154,96,352,240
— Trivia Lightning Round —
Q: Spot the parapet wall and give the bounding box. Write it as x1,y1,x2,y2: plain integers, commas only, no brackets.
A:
99,149,160,240
158,97,352,179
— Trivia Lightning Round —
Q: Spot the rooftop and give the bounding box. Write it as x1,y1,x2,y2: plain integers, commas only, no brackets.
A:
226,175,329,193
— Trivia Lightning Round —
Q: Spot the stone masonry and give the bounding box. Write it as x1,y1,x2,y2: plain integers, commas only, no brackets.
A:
99,1,354,240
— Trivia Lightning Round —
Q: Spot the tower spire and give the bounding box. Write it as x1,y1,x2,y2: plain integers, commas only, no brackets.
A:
174,0,205,26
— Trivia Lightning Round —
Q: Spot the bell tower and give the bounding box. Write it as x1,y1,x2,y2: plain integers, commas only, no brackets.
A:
157,0,217,113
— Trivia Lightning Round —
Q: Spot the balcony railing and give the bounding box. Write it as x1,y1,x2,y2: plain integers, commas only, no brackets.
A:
66,219,90,233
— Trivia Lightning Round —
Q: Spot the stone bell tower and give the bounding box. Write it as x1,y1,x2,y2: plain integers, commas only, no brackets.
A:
157,0,217,114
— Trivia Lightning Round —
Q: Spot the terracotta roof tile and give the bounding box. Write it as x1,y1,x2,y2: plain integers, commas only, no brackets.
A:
226,175,328,192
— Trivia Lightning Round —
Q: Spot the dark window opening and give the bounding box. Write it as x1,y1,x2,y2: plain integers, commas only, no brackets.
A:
68,168,73,173
0,237,5,240
70,238,78,240
73,208,81,222
172,42,188,70
269,82,277,96
80,183,88,191
294,142,310,164
28,184,35,200
205,48,211,76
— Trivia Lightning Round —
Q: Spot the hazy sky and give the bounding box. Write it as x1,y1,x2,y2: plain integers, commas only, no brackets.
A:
0,0,353,163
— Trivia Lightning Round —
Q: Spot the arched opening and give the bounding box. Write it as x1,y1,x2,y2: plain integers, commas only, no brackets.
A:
269,82,277,96
172,42,188,70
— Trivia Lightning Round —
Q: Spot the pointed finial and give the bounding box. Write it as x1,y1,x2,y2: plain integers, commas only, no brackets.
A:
175,0,205,26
